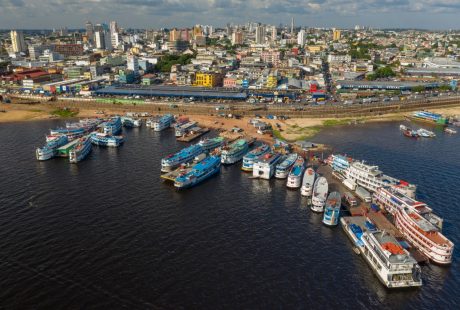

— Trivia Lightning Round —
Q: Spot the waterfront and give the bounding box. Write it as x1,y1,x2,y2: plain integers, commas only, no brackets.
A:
0,120,459,308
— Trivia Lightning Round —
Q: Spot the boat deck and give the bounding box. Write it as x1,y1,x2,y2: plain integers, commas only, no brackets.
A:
161,167,192,182
177,128,210,142
56,139,80,157
366,211,404,239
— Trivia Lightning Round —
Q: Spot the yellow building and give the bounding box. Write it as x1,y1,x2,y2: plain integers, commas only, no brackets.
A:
307,45,323,53
169,28,181,42
266,75,278,89
194,72,223,87
333,29,341,41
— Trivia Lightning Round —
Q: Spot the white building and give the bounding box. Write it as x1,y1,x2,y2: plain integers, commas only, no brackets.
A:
95,31,106,49
111,32,120,49
10,30,27,53
327,54,352,63
127,55,139,76
297,29,305,46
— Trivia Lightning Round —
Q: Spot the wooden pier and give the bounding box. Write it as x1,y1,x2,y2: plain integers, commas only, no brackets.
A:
177,127,210,142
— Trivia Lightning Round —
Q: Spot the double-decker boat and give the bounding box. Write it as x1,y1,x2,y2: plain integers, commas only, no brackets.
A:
275,153,297,179
242,143,270,171
322,191,341,226
174,156,221,189
300,167,316,197
198,137,225,152
345,161,417,198
252,152,283,179
36,135,69,161
373,187,453,265
152,114,174,131
286,156,306,188
50,127,85,140
103,116,122,135
90,132,124,147
221,139,249,164
161,144,204,172
311,176,328,212
69,135,92,163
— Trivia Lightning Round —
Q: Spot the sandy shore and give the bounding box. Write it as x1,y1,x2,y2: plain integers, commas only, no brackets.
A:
2,103,459,142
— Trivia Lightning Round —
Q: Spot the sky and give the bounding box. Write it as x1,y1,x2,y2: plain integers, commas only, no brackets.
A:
1,0,460,30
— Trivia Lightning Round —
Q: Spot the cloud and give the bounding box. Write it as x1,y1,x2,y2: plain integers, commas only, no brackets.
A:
0,0,459,29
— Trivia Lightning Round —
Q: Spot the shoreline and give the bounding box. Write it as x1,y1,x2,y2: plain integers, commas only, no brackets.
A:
2,103,459,141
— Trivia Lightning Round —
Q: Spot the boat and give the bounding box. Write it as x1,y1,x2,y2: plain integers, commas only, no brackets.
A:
361,230,422,288
49,127,85,140
252,152,283,179
399,124,408,131
161,144,204,172
221,139,249,164
242,143,270,171
198,137,225,152
329,154,352,174
121,117,135,128
66,119,100,133
403,129,419,138
345,161,417,198
342,178,357,191
174,156,221,189
175,121,198,137
103,116,122,135
286,156,306,188
311,176,328,212
409,111,448,126
153,114,174,131
417,128,436,138
90,132,124,147
373,187,453,264
275,153,298,179
322,191,342,226
445,128,457,134
69,135,92,163
36,135,68,161
343,192,358,207
300,167,316,197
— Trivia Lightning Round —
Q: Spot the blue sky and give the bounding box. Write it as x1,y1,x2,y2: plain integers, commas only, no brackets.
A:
1,0,459,29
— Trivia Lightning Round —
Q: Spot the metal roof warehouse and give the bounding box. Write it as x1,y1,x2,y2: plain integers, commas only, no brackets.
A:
95,85,248,100
336,80,441,90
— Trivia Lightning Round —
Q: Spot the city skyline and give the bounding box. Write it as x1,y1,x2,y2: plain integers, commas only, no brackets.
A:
1,0,460,30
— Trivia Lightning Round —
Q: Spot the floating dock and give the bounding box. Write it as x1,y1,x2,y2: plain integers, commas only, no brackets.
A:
177,127,210,142
160,167,192,182
56,139,80,157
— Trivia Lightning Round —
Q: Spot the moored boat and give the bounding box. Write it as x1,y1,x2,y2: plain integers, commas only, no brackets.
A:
252,152,283,179
90,132,124,147
445,127,457,134
417,128,436,138
275,153,297,179
174,156,221,189
286,156,306,188
322,191,342,226
161,144,204,172
311,176,328,212
153,114,174,131
69,135,92,163
409,111,448,126
198,136,225,152
221,139,249,165
103,116,122,135
242,143,270,171
175,121,198,137
300,167,316,196
36,135,69,161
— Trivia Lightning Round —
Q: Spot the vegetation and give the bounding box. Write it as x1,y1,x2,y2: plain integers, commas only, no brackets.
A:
50,108,79,118
322,119,353,126
367,66,396,80
155,54,195,72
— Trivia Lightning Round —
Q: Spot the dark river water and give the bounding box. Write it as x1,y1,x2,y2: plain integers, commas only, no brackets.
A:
0,119,458,309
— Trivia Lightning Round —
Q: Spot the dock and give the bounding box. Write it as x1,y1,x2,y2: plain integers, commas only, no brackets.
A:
160,167,192,182
177,127,210,142
56,139,79,157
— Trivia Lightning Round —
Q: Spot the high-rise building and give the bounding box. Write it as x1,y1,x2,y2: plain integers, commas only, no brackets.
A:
95,31,106,49
85,21,94,43
255,25,265,44
291,17,295,34
127,55,139,76
193,25,203,38
297,29,306,46
10,30,26,53
111,32,120,48
271,26,277,41
169,28,181,42
110,21,118,35
231,31,243,45
333,29,341,41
